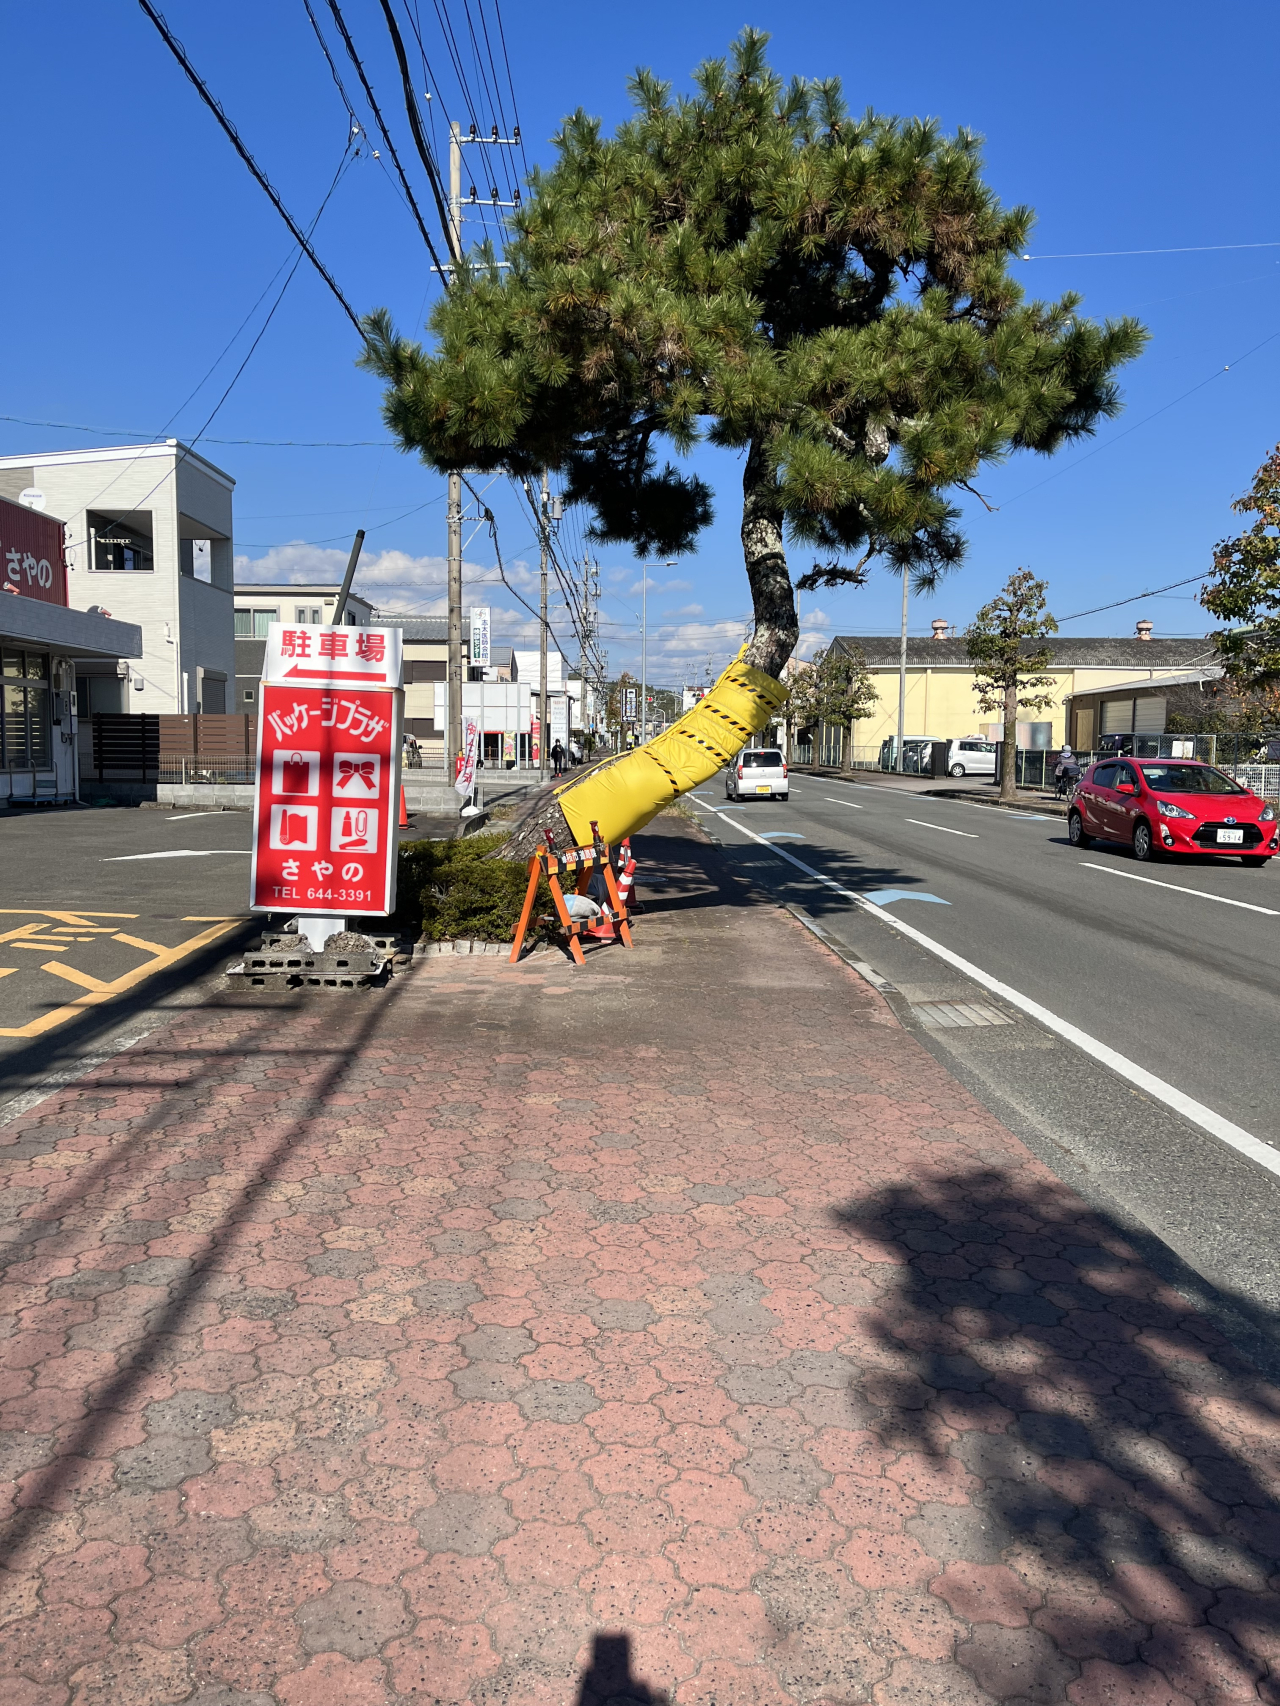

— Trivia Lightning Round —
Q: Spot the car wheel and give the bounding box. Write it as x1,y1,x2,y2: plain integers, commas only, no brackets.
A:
1242,855,1269,868
949,763,965,778
1068,809,1091,849
1133,819,1157,862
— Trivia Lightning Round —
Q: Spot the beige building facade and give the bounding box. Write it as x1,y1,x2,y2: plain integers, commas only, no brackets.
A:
826,630,1216,759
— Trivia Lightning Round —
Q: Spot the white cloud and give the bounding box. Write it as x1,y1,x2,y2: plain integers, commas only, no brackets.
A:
663,603,704,618
234,542,539,621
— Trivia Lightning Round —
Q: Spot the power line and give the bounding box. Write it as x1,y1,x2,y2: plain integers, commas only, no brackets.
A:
374,0,459,258
0,414,393,445
1056,574,1209,623
459,474,573,656
301,0,359,122
323,0,453,276
1001,324,1280,506
490,0,529,179
1021,241,1280,261
136,0,365,336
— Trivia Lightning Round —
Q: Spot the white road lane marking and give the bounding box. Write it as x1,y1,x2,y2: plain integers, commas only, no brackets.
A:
103,851,250,861
963,803,1051,821
1080,861,1280,916
691,797,1280,1178
823,797,864,809
905,819,979,839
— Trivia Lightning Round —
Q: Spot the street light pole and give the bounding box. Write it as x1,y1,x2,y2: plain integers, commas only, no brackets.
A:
895,569,909,774
539,470,549,782
637,561,676,745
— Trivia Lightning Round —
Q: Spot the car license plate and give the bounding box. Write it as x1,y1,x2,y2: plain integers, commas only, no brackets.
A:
756,785,772,794
1217,829,1244,844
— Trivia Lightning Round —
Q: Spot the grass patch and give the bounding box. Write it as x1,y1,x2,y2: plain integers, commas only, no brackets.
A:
394,831,553,942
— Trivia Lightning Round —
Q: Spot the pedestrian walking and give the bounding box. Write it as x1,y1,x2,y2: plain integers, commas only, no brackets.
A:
551,739,566,778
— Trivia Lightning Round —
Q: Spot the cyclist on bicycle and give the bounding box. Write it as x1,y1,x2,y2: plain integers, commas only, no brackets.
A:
1054,744,1081,798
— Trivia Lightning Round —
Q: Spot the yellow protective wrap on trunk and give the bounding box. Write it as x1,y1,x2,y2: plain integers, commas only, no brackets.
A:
556,650,788,848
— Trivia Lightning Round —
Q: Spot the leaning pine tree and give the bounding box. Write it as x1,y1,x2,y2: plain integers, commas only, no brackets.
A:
360,30,1145,853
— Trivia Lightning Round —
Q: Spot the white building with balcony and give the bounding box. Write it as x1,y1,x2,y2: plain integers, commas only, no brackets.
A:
0,441,235,716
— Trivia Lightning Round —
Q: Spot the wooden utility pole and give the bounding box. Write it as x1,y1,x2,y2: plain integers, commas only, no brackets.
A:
445,122,466,781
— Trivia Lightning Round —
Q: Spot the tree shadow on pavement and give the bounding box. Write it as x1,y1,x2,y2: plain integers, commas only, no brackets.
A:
835,1163,1280,1703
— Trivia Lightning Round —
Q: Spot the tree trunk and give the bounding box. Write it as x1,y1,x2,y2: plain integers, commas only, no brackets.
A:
740,437,798,680
1000,681,1019,804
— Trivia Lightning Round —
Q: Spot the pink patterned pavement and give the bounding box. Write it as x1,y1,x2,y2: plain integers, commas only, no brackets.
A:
1,817,1277,1706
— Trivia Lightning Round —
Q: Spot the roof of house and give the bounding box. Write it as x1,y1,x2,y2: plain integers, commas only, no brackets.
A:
376,615,448,641
1064,667,1224,698
832,635,1217,670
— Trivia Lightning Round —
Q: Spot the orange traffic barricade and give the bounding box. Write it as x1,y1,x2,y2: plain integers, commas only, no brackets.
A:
509,822,635,966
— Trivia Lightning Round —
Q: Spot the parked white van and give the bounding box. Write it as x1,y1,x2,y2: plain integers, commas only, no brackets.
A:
945,738,997,778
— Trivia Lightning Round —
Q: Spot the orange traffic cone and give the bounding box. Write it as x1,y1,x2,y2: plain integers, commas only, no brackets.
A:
399,786,409,828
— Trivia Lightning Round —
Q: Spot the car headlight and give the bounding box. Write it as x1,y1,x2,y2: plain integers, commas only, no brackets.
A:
1156,799,1195,819
1261,804,1276,822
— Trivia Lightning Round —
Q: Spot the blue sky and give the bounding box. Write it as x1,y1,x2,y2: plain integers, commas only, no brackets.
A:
4,1,1278,683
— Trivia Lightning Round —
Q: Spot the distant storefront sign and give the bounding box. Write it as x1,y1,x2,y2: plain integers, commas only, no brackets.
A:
469,606,491,669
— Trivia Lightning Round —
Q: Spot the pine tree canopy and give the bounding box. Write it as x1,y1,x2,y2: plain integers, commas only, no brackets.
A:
359,29,1146,679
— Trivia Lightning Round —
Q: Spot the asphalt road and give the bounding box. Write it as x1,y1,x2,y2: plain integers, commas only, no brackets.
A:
689,771,1280,1364
0,805,253,1076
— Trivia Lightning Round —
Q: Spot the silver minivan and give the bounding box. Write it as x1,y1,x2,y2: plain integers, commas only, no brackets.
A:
945,738,997,778
726,747,789,800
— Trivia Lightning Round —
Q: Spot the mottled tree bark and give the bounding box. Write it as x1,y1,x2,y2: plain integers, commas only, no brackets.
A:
740,437,798,681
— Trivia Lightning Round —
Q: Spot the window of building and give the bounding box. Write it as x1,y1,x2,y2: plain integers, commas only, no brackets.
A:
90,514,153,573
1,649,51,769
234,608,279,637
295,606,322,623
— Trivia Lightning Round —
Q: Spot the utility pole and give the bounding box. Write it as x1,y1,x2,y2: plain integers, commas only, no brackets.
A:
637,561,676,746
539,469,549,781
895,569,909,774
447,121,464,783
444,118,520,780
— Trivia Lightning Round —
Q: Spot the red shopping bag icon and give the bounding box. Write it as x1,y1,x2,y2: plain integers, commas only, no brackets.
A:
280,810,311,845
282,753,310,794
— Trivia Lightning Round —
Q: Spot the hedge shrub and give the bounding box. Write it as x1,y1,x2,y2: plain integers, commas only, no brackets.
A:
394,832,552,942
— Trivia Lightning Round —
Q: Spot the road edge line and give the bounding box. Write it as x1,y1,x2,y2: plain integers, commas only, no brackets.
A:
691,798,1280,1181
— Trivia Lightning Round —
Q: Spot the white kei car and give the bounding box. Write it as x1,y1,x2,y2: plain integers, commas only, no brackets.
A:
726,747,789,800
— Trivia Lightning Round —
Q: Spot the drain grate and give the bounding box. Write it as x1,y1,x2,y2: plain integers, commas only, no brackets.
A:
912,1001,1014,1029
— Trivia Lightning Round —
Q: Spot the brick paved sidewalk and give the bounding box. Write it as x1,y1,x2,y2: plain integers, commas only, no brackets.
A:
2,815,1278,1706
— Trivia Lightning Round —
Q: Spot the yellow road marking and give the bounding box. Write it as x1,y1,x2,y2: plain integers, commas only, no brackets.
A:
112,933,170,955
0,910,137,922
0,969,16,980
0,919,245,1039
0,924,55,946
15,942,68,952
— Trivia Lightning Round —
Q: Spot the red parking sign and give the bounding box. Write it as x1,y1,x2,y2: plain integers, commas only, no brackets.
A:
251,683,402,915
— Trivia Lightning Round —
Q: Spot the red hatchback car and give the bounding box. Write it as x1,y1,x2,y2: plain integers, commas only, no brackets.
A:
1069,758,1279,866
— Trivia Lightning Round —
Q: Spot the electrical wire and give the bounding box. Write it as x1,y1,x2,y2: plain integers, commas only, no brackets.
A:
374,0,459,258
58,141,359,559
323,0,453,277
1001,324,1280,507
459,474,573,656
136,0,364,336
1056,574,1209,623
491,0,529,179
0,414,392,444
301,0,359,122
1022,241,1280,261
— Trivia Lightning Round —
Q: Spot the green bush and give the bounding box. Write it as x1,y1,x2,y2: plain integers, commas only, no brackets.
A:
395,832,553,942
